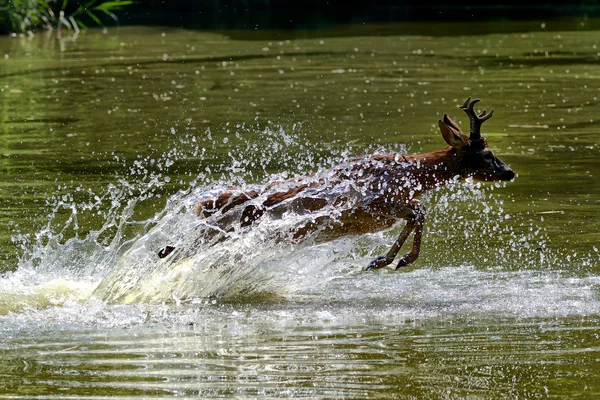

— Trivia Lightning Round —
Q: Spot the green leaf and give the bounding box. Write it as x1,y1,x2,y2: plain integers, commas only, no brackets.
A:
76,19,88,29
85,9,103,26
93,1,133,11
73,0,100,18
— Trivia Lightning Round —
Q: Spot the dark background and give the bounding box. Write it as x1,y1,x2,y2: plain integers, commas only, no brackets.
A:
1,0,599,34
121,0,600,30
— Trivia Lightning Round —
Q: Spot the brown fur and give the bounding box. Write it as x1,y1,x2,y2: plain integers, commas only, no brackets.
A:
179,98,514,269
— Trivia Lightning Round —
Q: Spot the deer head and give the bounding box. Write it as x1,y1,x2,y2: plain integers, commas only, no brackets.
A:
438,97,515,182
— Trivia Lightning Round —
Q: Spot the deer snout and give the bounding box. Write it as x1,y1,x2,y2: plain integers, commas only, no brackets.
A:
500,169,515,181
491,155,514,181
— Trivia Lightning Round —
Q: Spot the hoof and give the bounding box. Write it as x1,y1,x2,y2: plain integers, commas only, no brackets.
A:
158,246,176,259
366,255,390,271
395,255,414,269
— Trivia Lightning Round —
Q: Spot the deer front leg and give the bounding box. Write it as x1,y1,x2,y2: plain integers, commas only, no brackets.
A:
365,200,426,271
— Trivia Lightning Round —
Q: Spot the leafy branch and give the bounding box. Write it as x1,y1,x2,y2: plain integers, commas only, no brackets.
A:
2,0,132,33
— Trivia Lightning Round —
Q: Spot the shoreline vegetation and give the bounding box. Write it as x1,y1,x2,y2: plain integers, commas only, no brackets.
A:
0,0,131,33
1,0,600,35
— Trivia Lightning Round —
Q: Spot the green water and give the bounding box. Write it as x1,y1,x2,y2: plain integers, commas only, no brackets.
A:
0,21,599,398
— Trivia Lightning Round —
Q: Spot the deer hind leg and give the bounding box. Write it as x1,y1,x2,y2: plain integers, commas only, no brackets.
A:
395,205,426,269
365,199,426,271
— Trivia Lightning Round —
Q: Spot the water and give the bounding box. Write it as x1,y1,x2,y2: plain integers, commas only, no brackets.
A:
1,22,600,397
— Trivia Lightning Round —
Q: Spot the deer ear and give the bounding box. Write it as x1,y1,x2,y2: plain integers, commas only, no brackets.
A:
439,117,468,148
443,113,462,132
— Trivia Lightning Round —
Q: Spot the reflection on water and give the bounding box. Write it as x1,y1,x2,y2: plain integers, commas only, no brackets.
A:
2,301,600,397
0,20,599,398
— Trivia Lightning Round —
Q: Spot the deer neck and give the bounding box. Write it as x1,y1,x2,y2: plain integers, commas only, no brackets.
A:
402,147,463,193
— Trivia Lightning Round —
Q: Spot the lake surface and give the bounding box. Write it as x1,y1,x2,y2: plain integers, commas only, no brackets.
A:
1,21,599,398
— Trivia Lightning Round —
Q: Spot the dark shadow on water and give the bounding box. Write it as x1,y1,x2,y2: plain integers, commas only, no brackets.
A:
481,52,600,68
3,46,600,82
0,51,349,79
3,117,81,125
211,18,600,40
416,49,600,69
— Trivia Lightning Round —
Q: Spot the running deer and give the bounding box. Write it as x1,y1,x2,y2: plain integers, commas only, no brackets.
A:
159,97,515,270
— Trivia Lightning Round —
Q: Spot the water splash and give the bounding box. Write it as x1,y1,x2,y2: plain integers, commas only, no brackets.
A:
2,121,598,327
3,122,360,311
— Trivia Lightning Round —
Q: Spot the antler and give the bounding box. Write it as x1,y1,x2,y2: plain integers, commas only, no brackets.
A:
459,97,494,141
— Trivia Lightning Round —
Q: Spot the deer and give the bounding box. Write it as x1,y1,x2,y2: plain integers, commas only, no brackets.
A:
158,97,515,270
